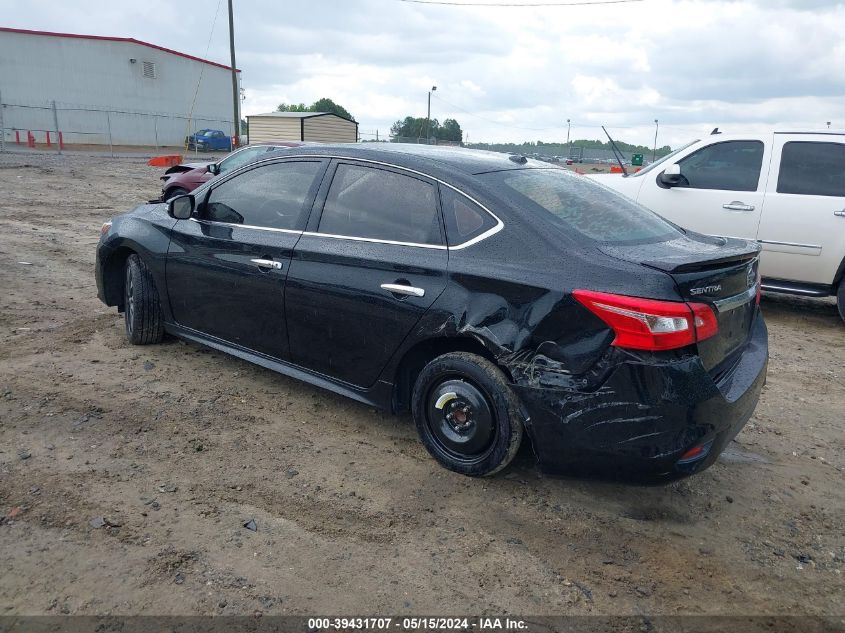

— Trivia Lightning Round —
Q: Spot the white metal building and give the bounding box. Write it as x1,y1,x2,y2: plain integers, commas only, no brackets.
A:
247,112,358,144
0,27,240,146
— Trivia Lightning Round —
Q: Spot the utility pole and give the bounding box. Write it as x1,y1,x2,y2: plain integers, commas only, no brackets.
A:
227,0,240,148
653,119,659,162
426,85,437,143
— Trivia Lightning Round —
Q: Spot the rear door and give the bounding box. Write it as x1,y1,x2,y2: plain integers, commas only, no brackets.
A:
166,158,327,359
755,136,845,286
636,138,770,240
285,160,448,387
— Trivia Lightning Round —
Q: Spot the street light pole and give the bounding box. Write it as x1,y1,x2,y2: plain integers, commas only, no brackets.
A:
653,119,659,162
566,118,571,156
227,0,240,148
426,85,437,143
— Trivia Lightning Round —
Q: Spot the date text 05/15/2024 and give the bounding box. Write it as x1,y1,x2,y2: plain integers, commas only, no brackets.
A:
307,617,528,630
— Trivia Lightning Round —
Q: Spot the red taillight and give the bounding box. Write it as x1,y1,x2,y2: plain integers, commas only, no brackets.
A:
573,289,719,351
100,221,112,236
755,266,762,306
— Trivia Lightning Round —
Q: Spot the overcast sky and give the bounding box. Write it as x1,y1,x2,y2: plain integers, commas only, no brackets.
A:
3,0,844,147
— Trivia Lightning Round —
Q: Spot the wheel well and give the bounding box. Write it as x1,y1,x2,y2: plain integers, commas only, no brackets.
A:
392,337,513,413
102,247,136,309
835,255,845,289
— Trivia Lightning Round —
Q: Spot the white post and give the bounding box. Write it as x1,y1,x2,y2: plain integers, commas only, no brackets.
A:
0,89,5,154
51,100,61,155
106,110,114,157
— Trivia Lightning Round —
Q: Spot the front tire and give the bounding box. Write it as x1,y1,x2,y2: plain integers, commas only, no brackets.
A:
165,187,188,200
411,352,523,477
124,254,164,345
837,280,845,323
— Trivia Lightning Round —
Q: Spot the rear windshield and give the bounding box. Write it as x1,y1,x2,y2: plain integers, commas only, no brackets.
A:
481,168,681,244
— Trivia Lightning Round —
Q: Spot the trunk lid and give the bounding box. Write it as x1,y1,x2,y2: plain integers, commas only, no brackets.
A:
600,233,761,371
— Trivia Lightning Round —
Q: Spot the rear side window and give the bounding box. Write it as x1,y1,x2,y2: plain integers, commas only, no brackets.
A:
482,168,680,244
677,140,764,192
203,161,321,229
777,141,845,197
439,187,498,246
318,164,442,245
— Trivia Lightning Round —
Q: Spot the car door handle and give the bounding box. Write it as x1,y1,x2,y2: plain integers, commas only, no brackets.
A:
250,258,282,270
834,209,845,217
722,202,755,212
380,283,425,297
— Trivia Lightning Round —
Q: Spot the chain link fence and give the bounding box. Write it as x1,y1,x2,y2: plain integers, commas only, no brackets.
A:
0,95,234,155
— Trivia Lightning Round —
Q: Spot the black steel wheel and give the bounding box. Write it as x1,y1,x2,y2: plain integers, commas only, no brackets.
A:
124,254,164,345
412,352,523,476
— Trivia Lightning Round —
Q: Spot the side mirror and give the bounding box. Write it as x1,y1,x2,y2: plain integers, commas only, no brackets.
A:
207,163,220,175
658,164,684,188
168,194,195,220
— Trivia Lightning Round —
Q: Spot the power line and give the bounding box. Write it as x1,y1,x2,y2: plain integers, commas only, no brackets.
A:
395,0,644,6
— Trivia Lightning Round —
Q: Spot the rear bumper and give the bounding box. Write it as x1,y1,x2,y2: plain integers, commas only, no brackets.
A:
515,315,768,481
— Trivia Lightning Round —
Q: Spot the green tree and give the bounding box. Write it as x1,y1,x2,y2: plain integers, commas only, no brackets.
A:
311,97,354,121
276,103,310,112
276,98,356,121
390,116,465,142
390,116,429,140
437,118,463,142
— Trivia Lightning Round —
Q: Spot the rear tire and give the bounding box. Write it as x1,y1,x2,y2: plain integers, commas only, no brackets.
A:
124,254,164,345
837,280,845,323
411,352,523,477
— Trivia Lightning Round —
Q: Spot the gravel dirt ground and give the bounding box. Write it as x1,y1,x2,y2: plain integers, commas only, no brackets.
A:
0,152,843,619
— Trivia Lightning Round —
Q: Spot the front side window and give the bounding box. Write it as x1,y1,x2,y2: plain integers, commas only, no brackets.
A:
676,140,764,192
218,146,268,174
203,161,321,230
318,164,442,245
482,168,679,244
777,141,845,197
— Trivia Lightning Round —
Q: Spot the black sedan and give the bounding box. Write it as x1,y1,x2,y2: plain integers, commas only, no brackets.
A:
95,144,768,480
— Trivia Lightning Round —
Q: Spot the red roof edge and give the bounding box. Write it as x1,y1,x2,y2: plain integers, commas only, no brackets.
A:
0,26,241,73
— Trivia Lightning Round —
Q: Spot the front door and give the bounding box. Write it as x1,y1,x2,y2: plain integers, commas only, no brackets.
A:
637,138,770,241
285,161,449,388
166,159,327,359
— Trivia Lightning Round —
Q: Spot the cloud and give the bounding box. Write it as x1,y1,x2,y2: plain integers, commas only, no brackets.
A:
2,0,843,146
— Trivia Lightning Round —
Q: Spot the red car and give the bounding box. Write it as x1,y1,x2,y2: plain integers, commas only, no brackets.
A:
160,142,303,200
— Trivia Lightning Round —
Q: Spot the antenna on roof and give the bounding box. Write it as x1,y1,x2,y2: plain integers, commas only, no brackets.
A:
711,127,721,135
601,126,628,177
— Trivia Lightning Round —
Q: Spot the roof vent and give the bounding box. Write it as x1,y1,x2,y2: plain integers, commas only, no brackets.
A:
142,60,157,79
508,154,528,164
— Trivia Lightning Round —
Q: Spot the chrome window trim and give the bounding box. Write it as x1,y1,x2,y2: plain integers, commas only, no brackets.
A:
300,230,447,250
189,217,303,235
213,153,505,250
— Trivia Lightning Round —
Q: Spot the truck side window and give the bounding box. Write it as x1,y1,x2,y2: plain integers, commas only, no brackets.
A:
777,141,845,197
677,140,764,192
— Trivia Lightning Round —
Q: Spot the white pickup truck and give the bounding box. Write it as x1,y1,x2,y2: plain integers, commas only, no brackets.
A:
588,131,845,321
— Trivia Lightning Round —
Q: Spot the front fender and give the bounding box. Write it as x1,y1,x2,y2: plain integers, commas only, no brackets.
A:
95,204,176,316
